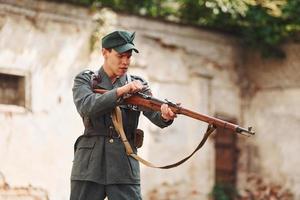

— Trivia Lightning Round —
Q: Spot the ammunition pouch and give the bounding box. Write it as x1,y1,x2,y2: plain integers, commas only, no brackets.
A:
133,129,144,148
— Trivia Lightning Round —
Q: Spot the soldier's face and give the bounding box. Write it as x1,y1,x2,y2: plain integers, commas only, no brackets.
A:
103,48,132,77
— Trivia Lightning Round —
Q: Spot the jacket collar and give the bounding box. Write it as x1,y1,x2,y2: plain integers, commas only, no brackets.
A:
96,67,127,90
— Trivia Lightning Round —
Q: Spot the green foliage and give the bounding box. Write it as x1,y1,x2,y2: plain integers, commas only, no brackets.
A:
211,183,237,200
51,0,300,57
239,6,287,57
176,0,299,57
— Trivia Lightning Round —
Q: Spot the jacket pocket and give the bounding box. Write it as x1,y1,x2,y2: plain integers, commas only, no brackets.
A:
72,138,96,176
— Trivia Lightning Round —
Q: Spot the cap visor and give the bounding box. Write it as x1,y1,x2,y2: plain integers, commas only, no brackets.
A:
114,43,139,53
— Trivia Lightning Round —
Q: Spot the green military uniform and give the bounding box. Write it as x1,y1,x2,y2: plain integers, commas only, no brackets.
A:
70,67,172,200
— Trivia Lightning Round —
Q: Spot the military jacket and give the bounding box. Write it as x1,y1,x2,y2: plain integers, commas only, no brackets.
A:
71,67,172,185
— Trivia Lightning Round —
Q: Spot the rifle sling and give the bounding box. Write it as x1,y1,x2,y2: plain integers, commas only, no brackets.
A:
112,106,216,169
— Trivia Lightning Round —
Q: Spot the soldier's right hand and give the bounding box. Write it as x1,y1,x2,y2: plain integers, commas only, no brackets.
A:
117,80,143,97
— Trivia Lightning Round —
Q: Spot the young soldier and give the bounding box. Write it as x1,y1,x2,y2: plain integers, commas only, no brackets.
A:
70,30,176,200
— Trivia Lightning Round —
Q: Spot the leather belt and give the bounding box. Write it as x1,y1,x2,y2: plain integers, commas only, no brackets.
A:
83,127,119,138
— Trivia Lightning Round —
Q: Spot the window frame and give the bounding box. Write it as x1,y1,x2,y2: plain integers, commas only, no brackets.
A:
0,68,31,113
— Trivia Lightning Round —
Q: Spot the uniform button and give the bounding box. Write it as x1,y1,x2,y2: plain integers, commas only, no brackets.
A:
109,138,114,143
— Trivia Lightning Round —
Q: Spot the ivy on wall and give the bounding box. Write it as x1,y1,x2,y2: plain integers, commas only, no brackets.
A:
47,0,300,57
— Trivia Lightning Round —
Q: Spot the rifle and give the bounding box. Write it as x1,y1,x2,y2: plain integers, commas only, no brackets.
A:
94,89,255,136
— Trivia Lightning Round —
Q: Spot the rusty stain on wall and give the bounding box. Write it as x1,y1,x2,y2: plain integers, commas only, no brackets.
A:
0,172,49,200
147,181,203,200
238,174,294,200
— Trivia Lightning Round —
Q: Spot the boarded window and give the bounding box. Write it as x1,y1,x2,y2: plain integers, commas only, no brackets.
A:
0,73,26,107
213,116,238,198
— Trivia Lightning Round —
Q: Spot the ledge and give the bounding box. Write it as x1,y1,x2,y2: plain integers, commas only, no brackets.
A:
0,0,93,25
0,104,28,114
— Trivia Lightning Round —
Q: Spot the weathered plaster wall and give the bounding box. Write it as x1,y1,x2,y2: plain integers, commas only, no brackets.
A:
241,44,300,199
0,0,286,199
0,1,96,199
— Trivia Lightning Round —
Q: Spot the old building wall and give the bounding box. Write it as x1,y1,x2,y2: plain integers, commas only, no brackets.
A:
241,44,300,199
0,0,281,199
0,1,96,199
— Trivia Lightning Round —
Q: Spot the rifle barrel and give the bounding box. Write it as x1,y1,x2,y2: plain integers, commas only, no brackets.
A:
146,96,255,136
93,89,255,136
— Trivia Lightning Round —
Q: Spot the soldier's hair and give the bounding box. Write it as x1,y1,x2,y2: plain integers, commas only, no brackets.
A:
103,48,112,52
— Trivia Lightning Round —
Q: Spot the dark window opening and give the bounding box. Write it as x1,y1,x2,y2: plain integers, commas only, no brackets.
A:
0,73,26,107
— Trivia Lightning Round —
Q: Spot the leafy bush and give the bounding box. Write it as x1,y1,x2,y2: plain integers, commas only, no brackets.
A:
48,0,300,57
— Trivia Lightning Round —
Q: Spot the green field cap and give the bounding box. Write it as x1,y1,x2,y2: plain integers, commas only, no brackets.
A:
102,30,139,53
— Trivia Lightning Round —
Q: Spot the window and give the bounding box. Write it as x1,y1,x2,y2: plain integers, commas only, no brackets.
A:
0,69,30,111
0,73,26,106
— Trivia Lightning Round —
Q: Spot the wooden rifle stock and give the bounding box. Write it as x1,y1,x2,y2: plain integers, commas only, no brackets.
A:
94,89,255,136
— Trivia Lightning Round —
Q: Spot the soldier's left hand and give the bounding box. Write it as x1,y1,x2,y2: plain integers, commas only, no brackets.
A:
161,104,177,121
